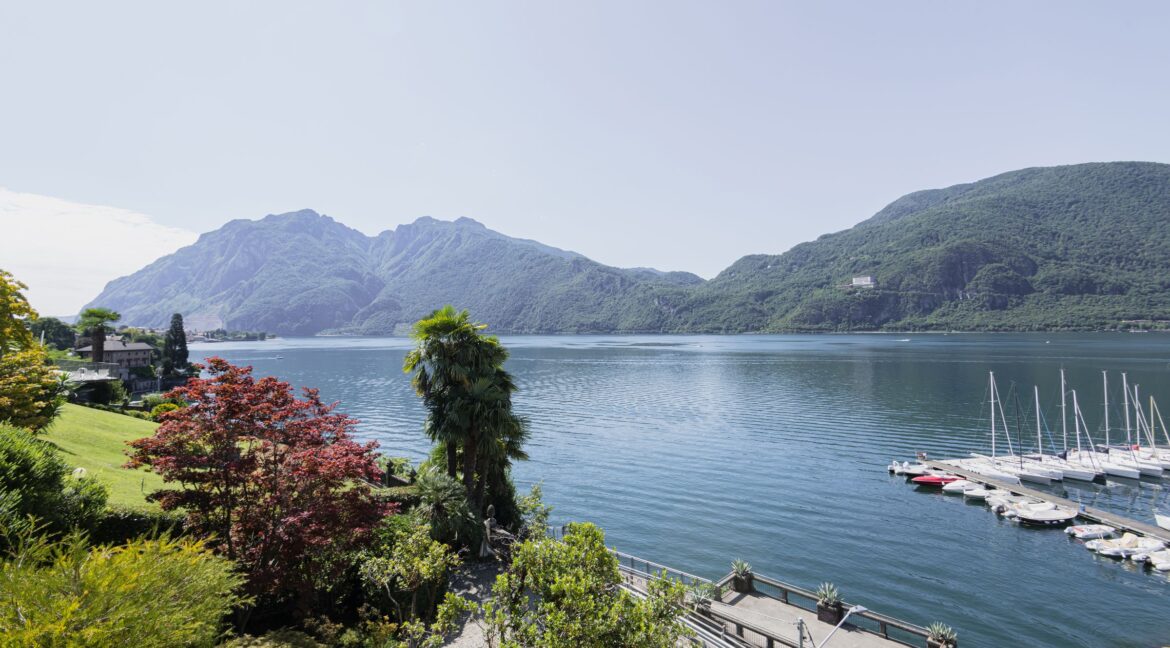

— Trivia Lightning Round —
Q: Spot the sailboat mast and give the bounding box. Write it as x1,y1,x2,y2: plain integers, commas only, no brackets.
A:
1135,385,1143,449
1060,369,1069,452
1103,371,1110,449
1122,372,1132,446
1072,390,1083,453
1034,385,1043,457
989,372,997,459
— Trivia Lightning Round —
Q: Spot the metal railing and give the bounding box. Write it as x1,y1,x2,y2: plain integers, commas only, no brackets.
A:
541,528,933,648
717,572,931,648
54,359,122,381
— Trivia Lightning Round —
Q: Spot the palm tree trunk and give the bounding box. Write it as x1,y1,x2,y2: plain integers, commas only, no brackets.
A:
91,326,105,363
463,426,479,510
446,441,458,479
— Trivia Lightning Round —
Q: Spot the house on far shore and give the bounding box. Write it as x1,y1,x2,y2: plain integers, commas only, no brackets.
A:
77,338,155,376
851,275,876,288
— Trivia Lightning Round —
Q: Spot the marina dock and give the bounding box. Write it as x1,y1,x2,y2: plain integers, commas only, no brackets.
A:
922,460,1170,544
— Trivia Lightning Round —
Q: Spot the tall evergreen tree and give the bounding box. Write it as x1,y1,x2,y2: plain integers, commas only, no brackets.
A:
162,313,189,375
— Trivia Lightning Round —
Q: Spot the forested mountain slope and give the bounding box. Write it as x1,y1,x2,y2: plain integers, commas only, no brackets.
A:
86,162,1170,334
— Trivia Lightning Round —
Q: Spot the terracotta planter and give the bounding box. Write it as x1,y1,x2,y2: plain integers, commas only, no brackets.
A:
927,641,956,648
731,573,754,593
816,602,843,625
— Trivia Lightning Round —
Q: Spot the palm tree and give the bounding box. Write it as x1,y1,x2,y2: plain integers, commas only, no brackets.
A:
76,307,121,364
404,306,526,516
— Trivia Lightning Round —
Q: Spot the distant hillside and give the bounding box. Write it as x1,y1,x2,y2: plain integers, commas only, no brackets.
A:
677,161,1170,331
85,212,702,335
85,162,1170,334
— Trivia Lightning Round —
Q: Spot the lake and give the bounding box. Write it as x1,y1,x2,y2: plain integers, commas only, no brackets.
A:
191,333,1170,647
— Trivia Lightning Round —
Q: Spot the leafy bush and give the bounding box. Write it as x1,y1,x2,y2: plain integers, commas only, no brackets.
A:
0,347,68,432
221,629,325,647
89,505,187,545
150,401,181,420
481,522,688,647
0,529,247,647
0,424,107,540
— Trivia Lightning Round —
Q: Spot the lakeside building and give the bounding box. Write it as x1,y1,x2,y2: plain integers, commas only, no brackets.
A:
77,338,155,378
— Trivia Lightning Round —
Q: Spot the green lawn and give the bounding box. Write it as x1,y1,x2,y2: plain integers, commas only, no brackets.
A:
42,404,165,509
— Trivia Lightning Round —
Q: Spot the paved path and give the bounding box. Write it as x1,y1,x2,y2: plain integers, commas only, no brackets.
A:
442,562,501,647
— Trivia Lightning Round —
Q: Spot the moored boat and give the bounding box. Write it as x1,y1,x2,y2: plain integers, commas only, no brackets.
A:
1066,524,1116,540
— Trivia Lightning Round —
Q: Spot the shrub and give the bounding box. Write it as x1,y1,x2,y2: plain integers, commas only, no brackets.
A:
150,401,181,420
0,347,68,432
126,358,390,605
0,424,107,540
0,530,247,647
89,505,187,545
221,629,325,647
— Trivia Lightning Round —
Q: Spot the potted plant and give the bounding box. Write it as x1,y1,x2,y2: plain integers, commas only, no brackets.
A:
815,582,843,625
730,559,753,593
688,582,721,614
927,622,958,648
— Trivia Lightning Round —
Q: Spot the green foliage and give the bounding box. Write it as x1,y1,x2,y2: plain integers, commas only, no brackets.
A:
0,528,247,647
815,581,841,606
927,622,958,646
89,505,187,545
28,317,75,351
516,483,552,539
687,582,722,610
0,346,68,431
162,313,190,375
480,522,690,648
87,378,128,405
412,466,478,547
359,522,462,624
222,629,325,647
693,162,1170,331
0,423,108,539
405,306,529,523
0,269,36,356
731,559,752,578
150,401,182,420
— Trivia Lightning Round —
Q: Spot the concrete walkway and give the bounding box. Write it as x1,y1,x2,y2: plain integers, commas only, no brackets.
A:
441,562,501,647
714,590,915,648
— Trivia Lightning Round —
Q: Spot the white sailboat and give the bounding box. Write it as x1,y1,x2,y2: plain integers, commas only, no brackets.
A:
1066,385,1143,480
983,373,1062,483
1023,384,1100,481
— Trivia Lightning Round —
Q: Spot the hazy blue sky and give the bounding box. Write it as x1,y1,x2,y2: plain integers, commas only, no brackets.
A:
3,1,1169,312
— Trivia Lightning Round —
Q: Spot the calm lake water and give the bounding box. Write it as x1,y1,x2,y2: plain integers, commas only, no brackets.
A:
193,333,1170,647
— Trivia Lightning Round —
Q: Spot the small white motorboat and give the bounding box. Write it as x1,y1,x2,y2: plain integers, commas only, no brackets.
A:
987,494,1040,515
963,487,993,501
941,479,981,494
1009,501,1078,527
1066,524,1116,540
1086,532,1165,558
1155,513,1170,531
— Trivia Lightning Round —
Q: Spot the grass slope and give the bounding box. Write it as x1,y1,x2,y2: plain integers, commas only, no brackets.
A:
43,404,163,509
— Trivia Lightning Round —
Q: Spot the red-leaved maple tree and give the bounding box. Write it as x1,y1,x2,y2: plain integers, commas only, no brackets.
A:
127,357,393,604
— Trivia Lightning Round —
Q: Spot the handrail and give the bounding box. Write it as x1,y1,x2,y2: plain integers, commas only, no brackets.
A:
745,572,930,644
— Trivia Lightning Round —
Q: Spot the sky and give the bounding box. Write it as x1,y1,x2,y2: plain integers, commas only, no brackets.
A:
2,2,1169,315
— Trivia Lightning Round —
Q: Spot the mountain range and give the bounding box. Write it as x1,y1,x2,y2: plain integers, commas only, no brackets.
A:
85,161,1170,334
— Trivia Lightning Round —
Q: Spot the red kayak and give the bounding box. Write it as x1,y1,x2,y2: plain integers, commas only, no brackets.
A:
911,474,961,486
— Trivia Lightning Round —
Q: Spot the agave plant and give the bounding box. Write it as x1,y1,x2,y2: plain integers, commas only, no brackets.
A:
688,582,721,610
815,581,841,606
927,622,958,646
730,559,752,577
